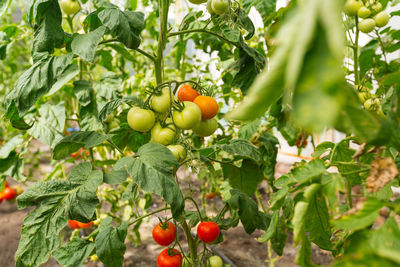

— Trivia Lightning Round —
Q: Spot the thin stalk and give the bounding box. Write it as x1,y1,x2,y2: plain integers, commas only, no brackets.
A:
185,196,203,221
181,219,199,266
353,16,360,85
155,0,170,84
255,190,267,213
128,207,169,226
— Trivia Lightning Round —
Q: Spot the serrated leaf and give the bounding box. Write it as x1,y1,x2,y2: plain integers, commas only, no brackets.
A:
53,238,95,267
0,135,24,158
72,26,107,63
96,217,128,267
292,159,326,183
257,211,279,242
99,98,122,122
53,131,112,160
15,163,102,266
220,139,263,164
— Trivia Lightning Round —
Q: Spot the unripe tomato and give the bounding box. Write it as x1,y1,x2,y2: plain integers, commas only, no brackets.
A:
104,113,114,123
188,0,207,4
157,248,182,267
211,0,230,15
2,187,16,200
108,120,120,131
59,0,81,16
90,254,99,261
197,221,220,243
152,222,176,246
364,98,374,110
208,255,223,267
167,145,187,162
374,11,389,27
14,185,24,196
177,85,200,102
358,92,370,103
172,102,202,130
151,120,176,146
343,0,363,16
127,107,155,132
359,18,376,33
193,96,219,120
182,258,192,267
151,87,172,113
357,7,371,18
193,118,218,137
207,0,215,15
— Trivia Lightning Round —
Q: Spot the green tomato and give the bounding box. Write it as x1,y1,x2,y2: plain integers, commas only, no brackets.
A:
374,11,389,27
193,118,218,137
108,120,119,131
359,18,376,33
344,0,363,16
211,0,229,15
363,98,374,110
151,120,176,146
59,0,81,15
167,145,187,162
357,7,371,19
127,107,155,132
104,113,114,123
208,256,223,267
173,101,202,130
150,87,172,113
358,92,369,103
188,0,207,4
207,0,215,15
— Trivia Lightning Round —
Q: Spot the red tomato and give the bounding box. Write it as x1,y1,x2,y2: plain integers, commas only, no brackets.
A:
197,221,220,243
193,96,219,120
4,181,9,188
68,220,80,229
152,222,176,246
157,248,182,267
205,192,218,199
177,85,201,102
2,187,16,200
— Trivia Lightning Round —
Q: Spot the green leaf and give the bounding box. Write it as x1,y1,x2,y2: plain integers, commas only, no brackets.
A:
98,8,144,49
226,189,269,234
99,98,122,122
257,210,279,242
103,156,130,184
270,186,288,210
32,0,64,52
46,63,79,96
94,72,122,99
241,0,276,26
370,217,400,264
15,163,102,266
53,131,112,160
74,80,93,106
4,53,73,118
122,143,184,217
332,198,383,231
258,132,279,183
238,119,260,140
72,26,107,63
222,159,264,196
28,102,65,148
291,159,326,183
271,216,288,256
53,238,95,267
293,201,309,245
0,135,24,158
295,234,314,267
96,217,128,267
220,139,263,164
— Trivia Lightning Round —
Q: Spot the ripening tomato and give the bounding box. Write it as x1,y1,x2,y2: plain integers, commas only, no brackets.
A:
197,221,220,243
357,6,371,18
177,85,201,102
77,221,94,229
343,0,363,16
104,113,115,123
2,187,16,201
193,118,218,137
193,96,219,120
167,145,187,162
68,220,80,229
157,248,182,267
14,185,24,196
173,102,202,129
152,222,176,246
359,18,376,33
127,107,156,132
211,0,230,15
151,120,176,146
59,0,81,15
374,11,389,27
151,87,172,113
188,0,207,4
205,192,218,199
208,255,223,267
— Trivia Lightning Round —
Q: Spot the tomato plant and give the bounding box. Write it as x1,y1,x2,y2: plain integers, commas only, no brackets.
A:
0,0,400,266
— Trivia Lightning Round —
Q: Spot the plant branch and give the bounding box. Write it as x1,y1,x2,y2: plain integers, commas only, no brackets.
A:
168,29,235,46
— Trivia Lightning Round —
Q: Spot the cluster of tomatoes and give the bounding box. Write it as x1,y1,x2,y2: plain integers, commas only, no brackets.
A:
152,220,222,267
0,181,23,203
127,84,219,161
344,0,390,33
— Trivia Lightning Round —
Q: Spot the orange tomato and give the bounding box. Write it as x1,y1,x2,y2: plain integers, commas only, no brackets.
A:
205,192,218,199
68,220,80,229
68,219,93,229
77,221,94,229
193,96,219,120
177,85,201,102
